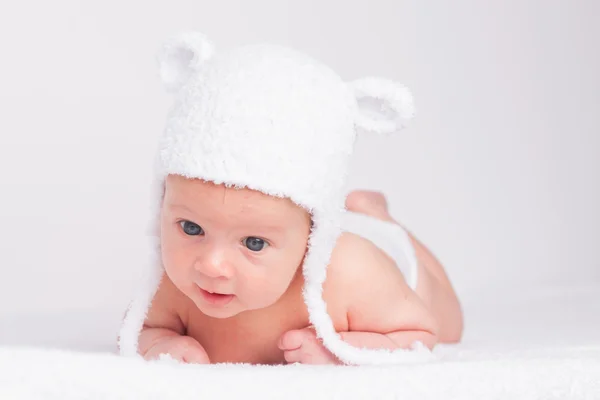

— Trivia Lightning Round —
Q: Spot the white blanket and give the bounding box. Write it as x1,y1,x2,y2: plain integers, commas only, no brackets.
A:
0,344,599,399
1,283,599,399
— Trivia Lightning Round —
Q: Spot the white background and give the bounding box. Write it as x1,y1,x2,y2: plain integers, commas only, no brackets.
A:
0,1,598,350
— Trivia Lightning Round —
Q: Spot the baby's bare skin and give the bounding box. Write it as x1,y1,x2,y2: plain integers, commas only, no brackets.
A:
138,176,462,365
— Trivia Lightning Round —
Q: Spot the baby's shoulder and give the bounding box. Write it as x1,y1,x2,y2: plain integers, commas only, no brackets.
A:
148,273,193,326
324,231,410,307
328,231,402,281
325,232,436,334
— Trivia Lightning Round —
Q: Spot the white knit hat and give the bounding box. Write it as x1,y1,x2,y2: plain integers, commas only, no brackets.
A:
118,31,431,365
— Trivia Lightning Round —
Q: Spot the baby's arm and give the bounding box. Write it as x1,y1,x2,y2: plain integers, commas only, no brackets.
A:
279,233,439,364
338,233,439,349
139,275,210,364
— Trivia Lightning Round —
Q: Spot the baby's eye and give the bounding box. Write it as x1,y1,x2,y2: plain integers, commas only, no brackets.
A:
243,237,268,252
179,221,204,236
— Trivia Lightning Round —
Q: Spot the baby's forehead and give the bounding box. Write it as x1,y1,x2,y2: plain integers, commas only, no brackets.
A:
164,174,307,220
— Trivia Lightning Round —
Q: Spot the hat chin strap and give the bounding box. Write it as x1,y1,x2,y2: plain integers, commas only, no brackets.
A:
118,235,162,358
302,208,434,365
118,176,165,358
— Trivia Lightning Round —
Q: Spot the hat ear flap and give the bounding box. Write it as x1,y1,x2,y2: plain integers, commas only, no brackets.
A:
350,77,415,135
157,31,215,93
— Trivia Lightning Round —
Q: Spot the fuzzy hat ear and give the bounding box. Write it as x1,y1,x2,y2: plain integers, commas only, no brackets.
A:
157,31,215,93
350,77,415,135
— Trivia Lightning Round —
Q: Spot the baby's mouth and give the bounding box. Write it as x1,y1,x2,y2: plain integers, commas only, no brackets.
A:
197,287,235,306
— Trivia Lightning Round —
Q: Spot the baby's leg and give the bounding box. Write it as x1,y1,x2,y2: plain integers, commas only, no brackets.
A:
345,191,463,343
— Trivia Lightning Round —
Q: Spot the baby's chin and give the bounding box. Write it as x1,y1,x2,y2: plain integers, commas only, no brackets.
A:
196,304,241,319
191,293,278,319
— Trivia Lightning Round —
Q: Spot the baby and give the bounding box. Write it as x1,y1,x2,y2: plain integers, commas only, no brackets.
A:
118,32,463,365
139,177,462,365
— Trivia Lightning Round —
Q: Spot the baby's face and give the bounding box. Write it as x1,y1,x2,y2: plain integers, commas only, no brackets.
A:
160,175,311,319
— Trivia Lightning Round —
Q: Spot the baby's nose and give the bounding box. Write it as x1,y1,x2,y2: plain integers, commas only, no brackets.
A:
194,245,234,279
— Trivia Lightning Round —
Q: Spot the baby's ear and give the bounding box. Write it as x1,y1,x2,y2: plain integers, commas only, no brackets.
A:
349,77,415,135
157,31,215,93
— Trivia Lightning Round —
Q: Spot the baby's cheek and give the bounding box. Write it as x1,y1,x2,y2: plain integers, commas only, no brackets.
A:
161,231,190,268
240,270,288,308
161,245,192,287
160,243,179,273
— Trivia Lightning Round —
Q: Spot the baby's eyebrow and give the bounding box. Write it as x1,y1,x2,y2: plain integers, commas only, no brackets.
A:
254,225,286,234
236,219,286,234
166,203,199,215
166,203,287,233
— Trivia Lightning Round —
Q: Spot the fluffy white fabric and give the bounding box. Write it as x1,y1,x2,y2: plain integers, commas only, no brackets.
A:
1,345,598,399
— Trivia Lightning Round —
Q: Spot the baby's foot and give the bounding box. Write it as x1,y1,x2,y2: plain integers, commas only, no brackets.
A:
345,190,396,224
278,327,342,365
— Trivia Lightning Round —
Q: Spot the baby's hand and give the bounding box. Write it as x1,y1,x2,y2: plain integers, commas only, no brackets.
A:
143,335,210,364
278,327,342,365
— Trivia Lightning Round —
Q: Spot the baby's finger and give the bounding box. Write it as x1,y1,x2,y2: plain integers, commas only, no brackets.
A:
294,337,341,365
144,346,182,362
182,348,210,364
282,348,304,364
278,329,309,351
285,347,337,365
